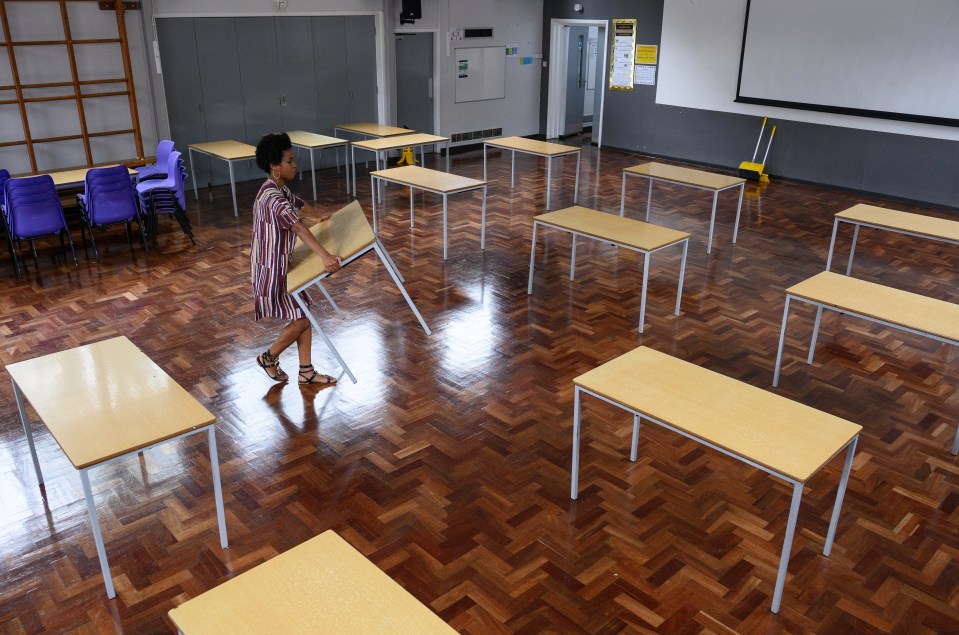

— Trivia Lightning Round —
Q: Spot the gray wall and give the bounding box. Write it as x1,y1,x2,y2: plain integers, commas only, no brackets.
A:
541,1,959,209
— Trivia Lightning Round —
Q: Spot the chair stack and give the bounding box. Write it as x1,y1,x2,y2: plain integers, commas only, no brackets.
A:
136,150,195,247
77,165,147,262
3,174,77,275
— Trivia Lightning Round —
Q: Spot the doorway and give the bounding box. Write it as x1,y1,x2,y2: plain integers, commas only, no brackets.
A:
546,19,608,145
394,32,436,157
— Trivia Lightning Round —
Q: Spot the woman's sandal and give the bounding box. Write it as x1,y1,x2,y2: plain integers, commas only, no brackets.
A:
256,349,288,382
298,364,337,386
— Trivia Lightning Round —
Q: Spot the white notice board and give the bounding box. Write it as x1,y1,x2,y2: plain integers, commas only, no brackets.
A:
454,46,506,103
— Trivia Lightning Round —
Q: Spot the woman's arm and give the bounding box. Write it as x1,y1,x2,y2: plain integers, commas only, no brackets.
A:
291,220,341,273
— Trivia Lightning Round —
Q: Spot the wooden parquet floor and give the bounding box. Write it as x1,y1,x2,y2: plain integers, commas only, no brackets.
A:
1,137,958,633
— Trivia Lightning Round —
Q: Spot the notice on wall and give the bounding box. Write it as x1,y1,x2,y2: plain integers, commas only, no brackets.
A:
458,59,468,78
609,19,637,91
505,45,518,56
635,44,658,65
634,64,656,85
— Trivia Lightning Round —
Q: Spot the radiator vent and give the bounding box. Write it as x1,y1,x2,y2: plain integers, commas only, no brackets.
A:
451,128,502,143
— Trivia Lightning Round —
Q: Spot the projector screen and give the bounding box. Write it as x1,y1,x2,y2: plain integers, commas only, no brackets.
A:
736,0,959,127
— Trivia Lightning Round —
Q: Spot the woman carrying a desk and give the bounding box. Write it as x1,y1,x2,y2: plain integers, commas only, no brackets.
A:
251,132,341,386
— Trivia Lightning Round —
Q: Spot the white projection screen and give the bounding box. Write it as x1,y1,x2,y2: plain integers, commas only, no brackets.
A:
736,0,959,126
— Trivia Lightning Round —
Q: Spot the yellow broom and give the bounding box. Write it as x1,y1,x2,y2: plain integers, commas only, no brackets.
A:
739,118,776,183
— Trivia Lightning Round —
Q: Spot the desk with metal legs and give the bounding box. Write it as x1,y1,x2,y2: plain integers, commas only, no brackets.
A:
528,206,689,333
287,200,431,385
620,162,745,254
351,133,451,198
188,140,257,217
287,131,350,201
826,203,959,274
8,336,229,599
772,271,959,455
369,165,487,261
483,136,581,210
572,346,861,614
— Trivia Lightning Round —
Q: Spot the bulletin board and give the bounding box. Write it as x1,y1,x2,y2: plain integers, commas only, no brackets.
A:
454,46,506,103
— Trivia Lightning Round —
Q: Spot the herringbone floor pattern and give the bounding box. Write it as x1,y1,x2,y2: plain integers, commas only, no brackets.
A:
1,136,957,633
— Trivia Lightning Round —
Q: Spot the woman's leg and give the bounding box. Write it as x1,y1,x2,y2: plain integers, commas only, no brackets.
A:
294,319,337,385
257,318,310,381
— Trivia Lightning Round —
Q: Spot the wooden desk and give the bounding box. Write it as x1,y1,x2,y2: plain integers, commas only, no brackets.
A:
333,122,412,139
287,200,431,383
168,530,455,634
529,206,689,333
370,165,487,261
772,271,959,455
7,336,228,598
483,136,581,210
187,140,257,217
351,133,451,198
287,130,350,201
620,162,746,254
46,165,138,189
572,346,861,613
826,203,959,274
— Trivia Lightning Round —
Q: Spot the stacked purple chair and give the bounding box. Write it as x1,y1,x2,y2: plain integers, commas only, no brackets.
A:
136,140,175,182
135,150,195,248
3,174,77,275
76,165,146,262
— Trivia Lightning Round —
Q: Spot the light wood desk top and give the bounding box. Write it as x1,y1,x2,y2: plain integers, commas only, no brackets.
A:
46,165,137,188
188,140,257,160
787,271,959,343
624,162,745,190
484,135,580,156
371,165,485,194
287,200,375,292
335,122,412,137
287,131,348,149
6,337,215,469
352,133,449,152
535,206,689,251
168,530,456,634
574,346,861,482
836,204,959,242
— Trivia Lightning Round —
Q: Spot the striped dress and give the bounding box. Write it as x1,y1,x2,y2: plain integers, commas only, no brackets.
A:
250,179,311,321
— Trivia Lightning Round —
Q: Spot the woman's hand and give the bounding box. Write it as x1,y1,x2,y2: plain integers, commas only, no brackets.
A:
322,253,342,273
318,211,334,222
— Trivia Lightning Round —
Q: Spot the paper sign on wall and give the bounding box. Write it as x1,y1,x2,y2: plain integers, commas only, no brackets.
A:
609,18,637,91
635,45,657,65
634,64,656,85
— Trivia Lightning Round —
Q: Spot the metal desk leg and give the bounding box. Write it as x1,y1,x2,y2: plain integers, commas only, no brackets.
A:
825,218,840,272
228,160,238,217
309,148,317,201
630,414,642,461
620,172,627,216
824,436,858,556
292,290,357,384
511,150,516,189
207,426,229,548
570,387,582,499
13,380,44,485
952,425,959,456
189,148,198,201
351,145,357,198
409,184,414,228
480,185,487,250
706,190,718,254
483,144,488,181
771,481,804,613
80,468,116,598
373,241,430,334
446,140,450,172
807,305,824,364
527,221,538,295
573,152,581,203
370,174,378,235
645,177,653,221
315,281,344,318
442,193,448,261
773,296,793,387
343,145,350,194
846,224,860,276
569,234,577,281
639,251,650,333
546,157,552,210
675,239,688,315
732,182,744,243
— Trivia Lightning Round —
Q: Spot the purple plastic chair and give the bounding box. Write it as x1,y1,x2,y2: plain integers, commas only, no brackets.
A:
136,151,195,247
3,174,77,275
76,165,147,261
136,140,175,182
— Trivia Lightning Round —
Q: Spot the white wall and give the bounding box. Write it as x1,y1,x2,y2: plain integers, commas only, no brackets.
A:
657,0,959,142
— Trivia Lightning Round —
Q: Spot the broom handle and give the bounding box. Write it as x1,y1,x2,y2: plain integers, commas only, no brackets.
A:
761,126,777,164
751,116,768,161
